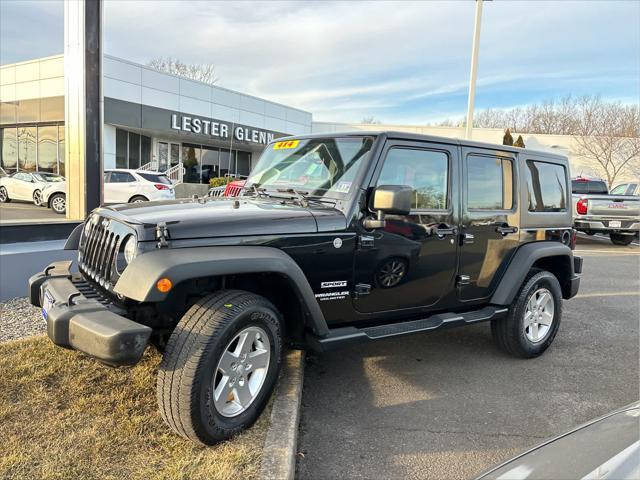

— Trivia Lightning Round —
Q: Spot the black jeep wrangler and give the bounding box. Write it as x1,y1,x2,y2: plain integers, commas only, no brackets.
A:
29,132,582,445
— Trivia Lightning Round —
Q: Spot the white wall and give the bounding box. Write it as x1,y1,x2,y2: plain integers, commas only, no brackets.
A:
0,55,64,102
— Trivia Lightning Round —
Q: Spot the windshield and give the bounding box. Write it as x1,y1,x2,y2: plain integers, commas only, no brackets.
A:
33,173,64,183
245,136,375,198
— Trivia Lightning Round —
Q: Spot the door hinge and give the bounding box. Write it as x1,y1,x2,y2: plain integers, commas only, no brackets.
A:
354,283,371,298
359,235,374,248
456,275,471,286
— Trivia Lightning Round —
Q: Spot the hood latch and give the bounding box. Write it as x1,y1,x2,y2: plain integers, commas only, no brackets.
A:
156,222,170,249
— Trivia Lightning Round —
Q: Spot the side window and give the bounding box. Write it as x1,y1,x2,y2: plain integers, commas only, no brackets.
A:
628,184,638,196
610,184,628,195
467,155,513,210
525,161,567,212
109,172,134,183
377,148,448,210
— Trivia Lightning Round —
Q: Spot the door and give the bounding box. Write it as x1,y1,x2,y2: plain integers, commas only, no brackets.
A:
458,148,520,302
158,142,180,172
12,173,32,200
104,171,137,203
353,141,459,314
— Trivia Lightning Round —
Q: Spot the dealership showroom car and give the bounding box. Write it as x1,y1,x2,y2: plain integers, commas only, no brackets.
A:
40,169,175,214
0,171,65,207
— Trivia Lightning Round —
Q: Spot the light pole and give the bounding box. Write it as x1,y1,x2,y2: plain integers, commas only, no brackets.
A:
465,0,485,140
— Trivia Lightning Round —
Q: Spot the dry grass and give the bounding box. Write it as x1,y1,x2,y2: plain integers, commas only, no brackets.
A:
0,336,270,480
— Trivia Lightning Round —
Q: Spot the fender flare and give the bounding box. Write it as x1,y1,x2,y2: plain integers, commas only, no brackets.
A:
114,245,329,336
64,223,83,250
490,242,576,305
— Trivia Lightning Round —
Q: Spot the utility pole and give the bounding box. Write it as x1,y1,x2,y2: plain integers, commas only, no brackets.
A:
465,0,484,140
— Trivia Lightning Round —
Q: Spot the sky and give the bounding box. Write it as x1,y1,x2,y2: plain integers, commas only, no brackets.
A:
1,0,638,124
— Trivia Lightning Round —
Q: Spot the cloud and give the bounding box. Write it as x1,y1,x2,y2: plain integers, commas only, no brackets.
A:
1,0,638,124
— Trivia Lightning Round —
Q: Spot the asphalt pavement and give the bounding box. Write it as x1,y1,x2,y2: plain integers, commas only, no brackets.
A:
297,234,639,480
0,202,63,223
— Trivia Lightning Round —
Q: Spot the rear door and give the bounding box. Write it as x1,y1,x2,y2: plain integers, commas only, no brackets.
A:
353,140,459,314
458,148,520,302
104,171,136,203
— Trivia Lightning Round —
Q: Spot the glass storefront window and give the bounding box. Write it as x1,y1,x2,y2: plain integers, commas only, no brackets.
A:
170,144,180,167
129,132,140,169
219,149,231,178
116,129,127,168
37,126,58,173
18,126,37,172
182,144,201,183
141,135,151,166
1,127,18,172
236,151,251,177
58,125,65,176
201,146,219,183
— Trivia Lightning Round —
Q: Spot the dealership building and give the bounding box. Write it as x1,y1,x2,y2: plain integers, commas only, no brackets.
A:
0,54,312,186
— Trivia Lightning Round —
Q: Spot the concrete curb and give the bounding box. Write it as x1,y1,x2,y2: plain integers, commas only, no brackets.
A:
260,349,305,480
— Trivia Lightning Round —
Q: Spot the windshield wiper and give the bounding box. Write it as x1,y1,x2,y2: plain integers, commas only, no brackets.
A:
277,188,309,207
246,184,270,198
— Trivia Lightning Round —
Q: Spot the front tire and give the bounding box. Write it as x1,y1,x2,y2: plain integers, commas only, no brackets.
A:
157,290,283,445
610,233,634,246
49,193,66,214
0,186,10,203
33,189,42,206
491,270,562,358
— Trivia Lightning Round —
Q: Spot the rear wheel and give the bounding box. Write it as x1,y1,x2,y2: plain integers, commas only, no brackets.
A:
129,195,148,203
491,270,562,358
49,193,66,214
157,290,283,445
0,186,10,203
610,233,634,246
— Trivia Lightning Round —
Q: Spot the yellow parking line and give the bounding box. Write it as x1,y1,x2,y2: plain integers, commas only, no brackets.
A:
575,292,639,299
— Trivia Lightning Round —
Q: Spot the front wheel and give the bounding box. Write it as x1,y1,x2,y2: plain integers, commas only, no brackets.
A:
33,189,42,206
0,186,10,203
129,195,148,203
610,233,634,246
157,290,283,445
491,270,562,358
49,193,66,214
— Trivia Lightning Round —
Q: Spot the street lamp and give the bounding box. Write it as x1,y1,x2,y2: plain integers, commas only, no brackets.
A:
465,0,487,140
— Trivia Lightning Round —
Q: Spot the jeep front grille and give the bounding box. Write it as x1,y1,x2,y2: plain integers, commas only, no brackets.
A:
78,216,133,290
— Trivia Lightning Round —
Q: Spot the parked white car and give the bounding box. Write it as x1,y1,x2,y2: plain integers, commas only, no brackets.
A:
0,171,65,206
41,169,176,214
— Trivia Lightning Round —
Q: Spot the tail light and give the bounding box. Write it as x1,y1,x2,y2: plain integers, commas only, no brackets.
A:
576,198,588,215
154,184,170,190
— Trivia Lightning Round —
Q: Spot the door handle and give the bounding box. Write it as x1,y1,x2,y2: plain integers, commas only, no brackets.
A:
433,224,458,237
496,225,518,235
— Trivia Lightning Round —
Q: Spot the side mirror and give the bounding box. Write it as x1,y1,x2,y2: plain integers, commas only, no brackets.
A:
364,185,412,229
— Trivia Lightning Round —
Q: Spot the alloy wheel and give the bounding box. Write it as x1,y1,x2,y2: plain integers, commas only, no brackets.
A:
51,195,65,213
212,326,271,417
377,258,407,288
0,187,7,202
33,190,42,206
524,287,554,343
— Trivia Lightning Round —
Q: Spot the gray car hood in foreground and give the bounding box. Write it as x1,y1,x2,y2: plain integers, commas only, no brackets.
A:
477,402,640,480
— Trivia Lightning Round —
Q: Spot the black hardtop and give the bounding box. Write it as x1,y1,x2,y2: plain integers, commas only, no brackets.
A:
278,130,568,163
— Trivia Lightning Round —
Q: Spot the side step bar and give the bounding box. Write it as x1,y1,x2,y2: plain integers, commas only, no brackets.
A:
307,306,508,351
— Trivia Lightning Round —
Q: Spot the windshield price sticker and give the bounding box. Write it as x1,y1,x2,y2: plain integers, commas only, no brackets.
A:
273,140,300,150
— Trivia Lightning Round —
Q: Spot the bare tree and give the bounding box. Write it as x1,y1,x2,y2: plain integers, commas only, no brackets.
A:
147,57,218,85
572,97,640,188
361,116,382,124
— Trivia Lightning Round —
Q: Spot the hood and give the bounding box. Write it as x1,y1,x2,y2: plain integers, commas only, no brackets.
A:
100,197,347,240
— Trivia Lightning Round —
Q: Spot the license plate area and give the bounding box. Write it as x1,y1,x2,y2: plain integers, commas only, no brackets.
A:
41,290,55,321
609,220,622,228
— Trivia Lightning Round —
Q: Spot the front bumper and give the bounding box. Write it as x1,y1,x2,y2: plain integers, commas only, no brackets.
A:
28,261,151,366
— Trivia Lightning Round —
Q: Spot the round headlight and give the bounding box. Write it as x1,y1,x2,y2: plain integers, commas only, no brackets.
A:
123,236,137,264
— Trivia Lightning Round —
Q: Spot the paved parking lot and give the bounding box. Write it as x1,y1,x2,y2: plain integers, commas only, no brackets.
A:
297,235,639,480
0,202,63,223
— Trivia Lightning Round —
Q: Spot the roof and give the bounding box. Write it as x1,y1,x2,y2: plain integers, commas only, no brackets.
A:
278,130,568,161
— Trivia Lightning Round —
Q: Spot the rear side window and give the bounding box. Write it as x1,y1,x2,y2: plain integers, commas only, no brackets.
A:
377,148,449,210
526,161,568,212
137,172,171,185
467,155,514,210
107,171,135,183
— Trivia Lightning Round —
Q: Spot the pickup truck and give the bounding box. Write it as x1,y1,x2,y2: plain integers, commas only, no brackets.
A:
572,177,640,245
